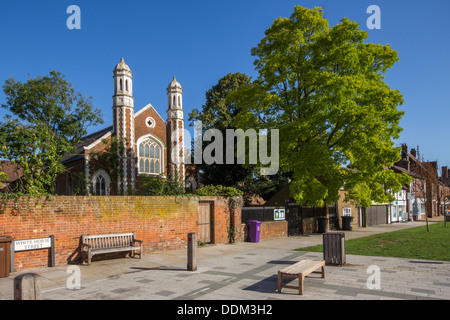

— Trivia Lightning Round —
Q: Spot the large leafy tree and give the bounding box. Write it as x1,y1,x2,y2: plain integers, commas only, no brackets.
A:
232,6,410,211
0,71,103,194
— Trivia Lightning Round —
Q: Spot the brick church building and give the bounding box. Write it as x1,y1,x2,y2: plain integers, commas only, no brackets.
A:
57,58,197,195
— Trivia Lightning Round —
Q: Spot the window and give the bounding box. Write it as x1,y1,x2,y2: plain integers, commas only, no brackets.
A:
343,207,352,217
92,169,111,196
125,80,128,92
119,79,123,91
95,175,106,195
138,138,162,175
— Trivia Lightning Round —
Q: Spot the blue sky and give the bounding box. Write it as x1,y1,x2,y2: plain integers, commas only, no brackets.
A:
1,1,449,168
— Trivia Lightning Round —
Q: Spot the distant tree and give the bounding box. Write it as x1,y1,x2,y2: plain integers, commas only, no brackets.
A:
0,71,103,194
232,6,409,214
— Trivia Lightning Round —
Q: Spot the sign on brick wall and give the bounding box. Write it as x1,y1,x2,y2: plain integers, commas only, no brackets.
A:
274,209,285,221
11,236,55,272
14,237,52,252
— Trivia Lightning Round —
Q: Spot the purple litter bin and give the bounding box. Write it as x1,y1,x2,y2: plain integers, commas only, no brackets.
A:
246,220,262,243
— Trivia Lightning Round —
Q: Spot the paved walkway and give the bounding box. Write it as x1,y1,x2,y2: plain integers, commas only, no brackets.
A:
1,219,449,301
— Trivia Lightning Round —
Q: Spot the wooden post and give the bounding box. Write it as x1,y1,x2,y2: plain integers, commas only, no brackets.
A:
14,273,42,300
187,233,197,271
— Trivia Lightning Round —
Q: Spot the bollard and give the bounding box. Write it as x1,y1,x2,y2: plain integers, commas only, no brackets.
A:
187,233,197,271
14,273,42,300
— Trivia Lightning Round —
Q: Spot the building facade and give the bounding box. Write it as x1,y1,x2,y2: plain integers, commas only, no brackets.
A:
57,58,195,195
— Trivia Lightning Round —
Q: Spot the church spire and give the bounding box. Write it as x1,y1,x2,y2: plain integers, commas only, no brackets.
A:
113,58,135,194
167,77,185,186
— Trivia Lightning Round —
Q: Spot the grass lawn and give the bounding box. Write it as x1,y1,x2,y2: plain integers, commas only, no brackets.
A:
296,222,450,261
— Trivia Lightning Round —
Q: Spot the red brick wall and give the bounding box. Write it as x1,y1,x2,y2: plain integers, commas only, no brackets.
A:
239,221,288,242
0,196,239,271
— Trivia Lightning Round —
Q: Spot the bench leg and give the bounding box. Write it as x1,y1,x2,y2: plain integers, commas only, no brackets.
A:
299,275,304,295
277,272,283,293
322,265,326,279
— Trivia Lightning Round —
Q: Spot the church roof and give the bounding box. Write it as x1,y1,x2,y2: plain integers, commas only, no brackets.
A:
61,126,113,164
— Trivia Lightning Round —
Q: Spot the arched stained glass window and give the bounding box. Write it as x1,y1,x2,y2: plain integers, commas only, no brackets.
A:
138,138,162,175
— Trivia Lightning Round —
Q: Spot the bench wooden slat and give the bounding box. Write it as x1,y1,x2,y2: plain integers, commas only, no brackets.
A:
280,260,325,276
278,259,325,295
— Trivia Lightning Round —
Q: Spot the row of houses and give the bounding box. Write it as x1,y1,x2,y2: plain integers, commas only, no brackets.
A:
391,144,450,222
246,144,450,234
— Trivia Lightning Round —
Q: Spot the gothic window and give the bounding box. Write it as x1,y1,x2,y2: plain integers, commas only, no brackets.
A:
138,138,162,175
125,80,129,92
178,96,181,107
119,79,123,91
92,169,111,196
173,96,176,107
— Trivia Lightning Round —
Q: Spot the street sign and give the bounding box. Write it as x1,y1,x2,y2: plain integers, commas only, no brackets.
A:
14,237,52,252
11,236,55,272
274,209,285,221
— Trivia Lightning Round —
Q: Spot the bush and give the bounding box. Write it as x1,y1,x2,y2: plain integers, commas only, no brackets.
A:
140,176,185,196
195,185,243,197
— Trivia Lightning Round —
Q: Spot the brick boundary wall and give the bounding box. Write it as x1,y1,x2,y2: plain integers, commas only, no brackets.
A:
0,196,239,271
0,196,287,272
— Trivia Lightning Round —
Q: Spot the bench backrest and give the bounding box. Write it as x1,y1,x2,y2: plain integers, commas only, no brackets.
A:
82,233,135,249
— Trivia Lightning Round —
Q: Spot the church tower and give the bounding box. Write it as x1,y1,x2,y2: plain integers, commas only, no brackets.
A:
113,58,135,194
167,77,185,186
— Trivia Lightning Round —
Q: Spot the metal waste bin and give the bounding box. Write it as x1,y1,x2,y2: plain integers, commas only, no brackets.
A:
342,216,353,231
246,220,262,243
317,217,329,234
323,232,346,266
0,236,13,278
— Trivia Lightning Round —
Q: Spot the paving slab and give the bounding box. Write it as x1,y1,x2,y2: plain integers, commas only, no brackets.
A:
0,221,449,301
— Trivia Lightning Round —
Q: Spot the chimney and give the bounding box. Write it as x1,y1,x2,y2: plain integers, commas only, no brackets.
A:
410,148,417,158
401,143,408,154
443,166,448,179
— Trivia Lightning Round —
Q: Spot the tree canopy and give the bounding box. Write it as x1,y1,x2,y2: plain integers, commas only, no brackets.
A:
0,71,103,194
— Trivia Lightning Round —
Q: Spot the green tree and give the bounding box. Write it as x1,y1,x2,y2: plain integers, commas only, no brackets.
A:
0,71,103,194
189,73,289,204
232,6,410,212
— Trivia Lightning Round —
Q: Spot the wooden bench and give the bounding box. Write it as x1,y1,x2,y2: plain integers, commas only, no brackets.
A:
277,259,325,295
81,232,143,266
